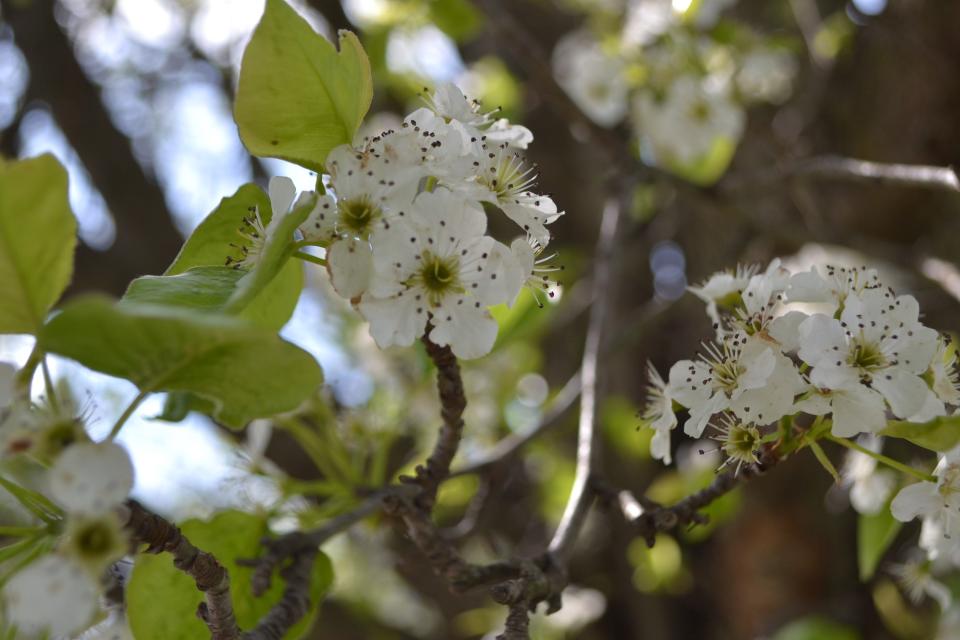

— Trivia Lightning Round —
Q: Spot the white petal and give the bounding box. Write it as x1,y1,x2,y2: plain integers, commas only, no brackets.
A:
299,194,338,242
831,384,887,437
795,390,832,415
358,293,427,350
810,362,861,390
328,238,373,300
267,176,297,218
650,428,672,465
683,391,727,438
768,311,808,352
730,353,804,424
798,314,846,366
908,390,947,424
850,471,895,515
891,482,942,522
738,341,776,390
668,360,712,409
787,267,831,304
890,325,939,374
429,301,499,360
872,367,930,419
50,442,134,516
4,556,99,636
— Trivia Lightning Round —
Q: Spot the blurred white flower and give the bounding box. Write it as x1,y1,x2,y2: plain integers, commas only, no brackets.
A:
3,556,99,637
553,30,628,127
50,441,134,516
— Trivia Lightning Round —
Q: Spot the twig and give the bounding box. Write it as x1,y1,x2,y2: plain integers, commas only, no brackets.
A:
729,155,960,194
626,446,780,547
547,196,621,562
241,548,317,640
400,336,468,511
789,156,960,193
451,370,582,477
122,500,242,640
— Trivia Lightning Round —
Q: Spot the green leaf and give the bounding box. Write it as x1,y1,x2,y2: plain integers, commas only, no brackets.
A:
808,440,841,482
0,154,77,334
881,414,960,453
772,616,859,640
235,0,373,171
0,475,63,524
428,0,483,42
39,296,322,429
858,507,902,582
127,510,333,640
124,266,245,311
159,184,304,331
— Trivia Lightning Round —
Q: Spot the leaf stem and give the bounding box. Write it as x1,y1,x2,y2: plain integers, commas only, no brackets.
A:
13,344,44,400
293,251,327,267
825,434,937,483
107,391,149,441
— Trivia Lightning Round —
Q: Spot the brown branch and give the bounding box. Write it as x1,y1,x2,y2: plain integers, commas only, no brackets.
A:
122,500,241,640
624,446,780,547
400,336,468,511
241,548,318,640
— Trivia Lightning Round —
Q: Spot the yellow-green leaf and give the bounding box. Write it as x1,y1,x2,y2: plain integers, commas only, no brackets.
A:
235,0,373,171
881,414,960,452
0,154,77,334
39,296,322,429
127,510,333,639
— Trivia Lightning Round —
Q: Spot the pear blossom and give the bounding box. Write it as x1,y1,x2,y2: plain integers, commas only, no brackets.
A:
709,414,763,474
358,189,510,359
50,441,134,516
622,0,676,50
634,74,745,165
668,334,781,437
928,336,960,406
797,289,940,436
786,264,882,313
840,434,896,515
890,559,953,610
4,555,99,637
422,83,532,150
495,237,563,308
688,263,758,329
553,30,628,127
641,362,677,464
892,448,960,560
737,48,797,104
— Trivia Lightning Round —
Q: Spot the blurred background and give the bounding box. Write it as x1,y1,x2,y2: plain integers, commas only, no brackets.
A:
2,0,960,638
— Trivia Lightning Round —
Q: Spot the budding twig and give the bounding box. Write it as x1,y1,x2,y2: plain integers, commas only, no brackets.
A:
121,500,241,640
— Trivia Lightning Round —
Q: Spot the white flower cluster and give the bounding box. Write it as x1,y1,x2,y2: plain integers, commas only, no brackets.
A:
892,446,960,570
552,0,796,174
0,376,135,638
255,84,562,359
642,261,959,468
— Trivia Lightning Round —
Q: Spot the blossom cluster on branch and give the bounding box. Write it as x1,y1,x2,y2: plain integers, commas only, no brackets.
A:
241,84,562,360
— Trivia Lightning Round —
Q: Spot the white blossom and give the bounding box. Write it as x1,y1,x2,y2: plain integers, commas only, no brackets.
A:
3,555,99,637
553,30,628,127
228,176,303,270
642,362,677,464
890,559,952,610
358,189,511,359
634,74,745,165
737,48,797,104
422,83,532,151
688,263,758,330
668,334,794,437
786,264,882,313
840,434,896,515
50,441,134,516
797,289,940,436
891,448,960,561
